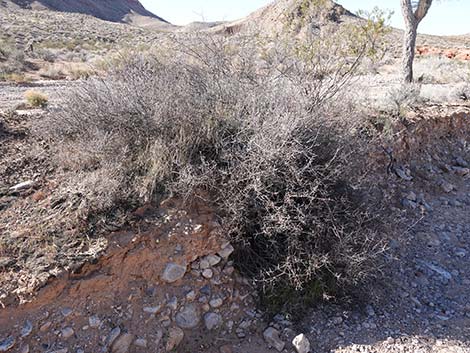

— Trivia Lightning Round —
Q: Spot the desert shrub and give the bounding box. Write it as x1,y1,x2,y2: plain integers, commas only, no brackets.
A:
34,48,57,63
38,63,66,79
24,90,48,108
386,83,424,115
0,41,27,76
39,32,385,315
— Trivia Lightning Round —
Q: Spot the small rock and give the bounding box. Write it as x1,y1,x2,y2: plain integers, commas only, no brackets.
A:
61,307,73,317
263,327,285,352
455,156,469,168
88,315,101,328
50,349,68,353
209,298,223,308
61,327,74,339
134,338,148,348
166,327,184,352
154,329,163,347
143,305,162,315
218,243,234,259
111,333,134,353
206,254,221,266
292,334,310,353
175,304,200,329
439,180,455,193
199,259,211,269
366,305,376,317
425,262,452,280
9,180,34,192
202,269,213,279
452,166,470,176
166,296,178,310
219,345,233,353
19,345,29,353
0,336,15,352
40,321,52,332
106,327,122,347
161,263,187,283
204,312,222,330
185,290,196,301
394,166,413,181
404,191,417,201
21,321,33,337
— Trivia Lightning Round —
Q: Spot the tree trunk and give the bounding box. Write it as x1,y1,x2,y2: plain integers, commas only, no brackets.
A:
402,20,418,83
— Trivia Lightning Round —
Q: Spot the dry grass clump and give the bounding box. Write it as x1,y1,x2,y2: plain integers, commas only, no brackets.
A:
39,30,386,314
24,90,48,108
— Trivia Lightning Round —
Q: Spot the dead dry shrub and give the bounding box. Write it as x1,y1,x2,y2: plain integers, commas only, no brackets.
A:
24,90,48,108
39,31,386,315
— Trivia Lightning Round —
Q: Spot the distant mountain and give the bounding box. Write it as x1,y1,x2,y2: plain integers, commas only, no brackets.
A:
0,0,168,24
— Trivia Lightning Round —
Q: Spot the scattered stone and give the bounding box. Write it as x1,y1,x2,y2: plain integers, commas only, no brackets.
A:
394,166,413,181
61,307,73,317
134,338,148,348
204,312,222,330
425,262,452,280
161,263,187,283
88,315,101,328
166,296,178,310
0,336,15,352
199,285,211,296
175,304,200,329
205,254,221,266
366,305,376,317
106,327,122,347
455,156,469,168
143,305,162,315
209,298,223,308
218,243,234,259
199,259,211,269
219,345,233,353
111,333,134,353
61,327,74,339
202,269,213,279
154,329,163,347
452,166,470,176
263,327,285,352
50,349,68,353
166,327,184,351
185,290,196,301
439,180,455,193
9,180,34,192
292,334,310,353
19,345,29,353
40,321,52,332
21,320,33,337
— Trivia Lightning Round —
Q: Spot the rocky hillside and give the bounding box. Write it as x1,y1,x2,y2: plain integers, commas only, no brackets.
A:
0,0,168,25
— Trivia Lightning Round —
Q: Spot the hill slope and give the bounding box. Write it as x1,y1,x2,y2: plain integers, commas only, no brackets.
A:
0,0,168,24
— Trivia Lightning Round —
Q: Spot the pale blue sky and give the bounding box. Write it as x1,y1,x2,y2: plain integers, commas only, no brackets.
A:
141,0,469,35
